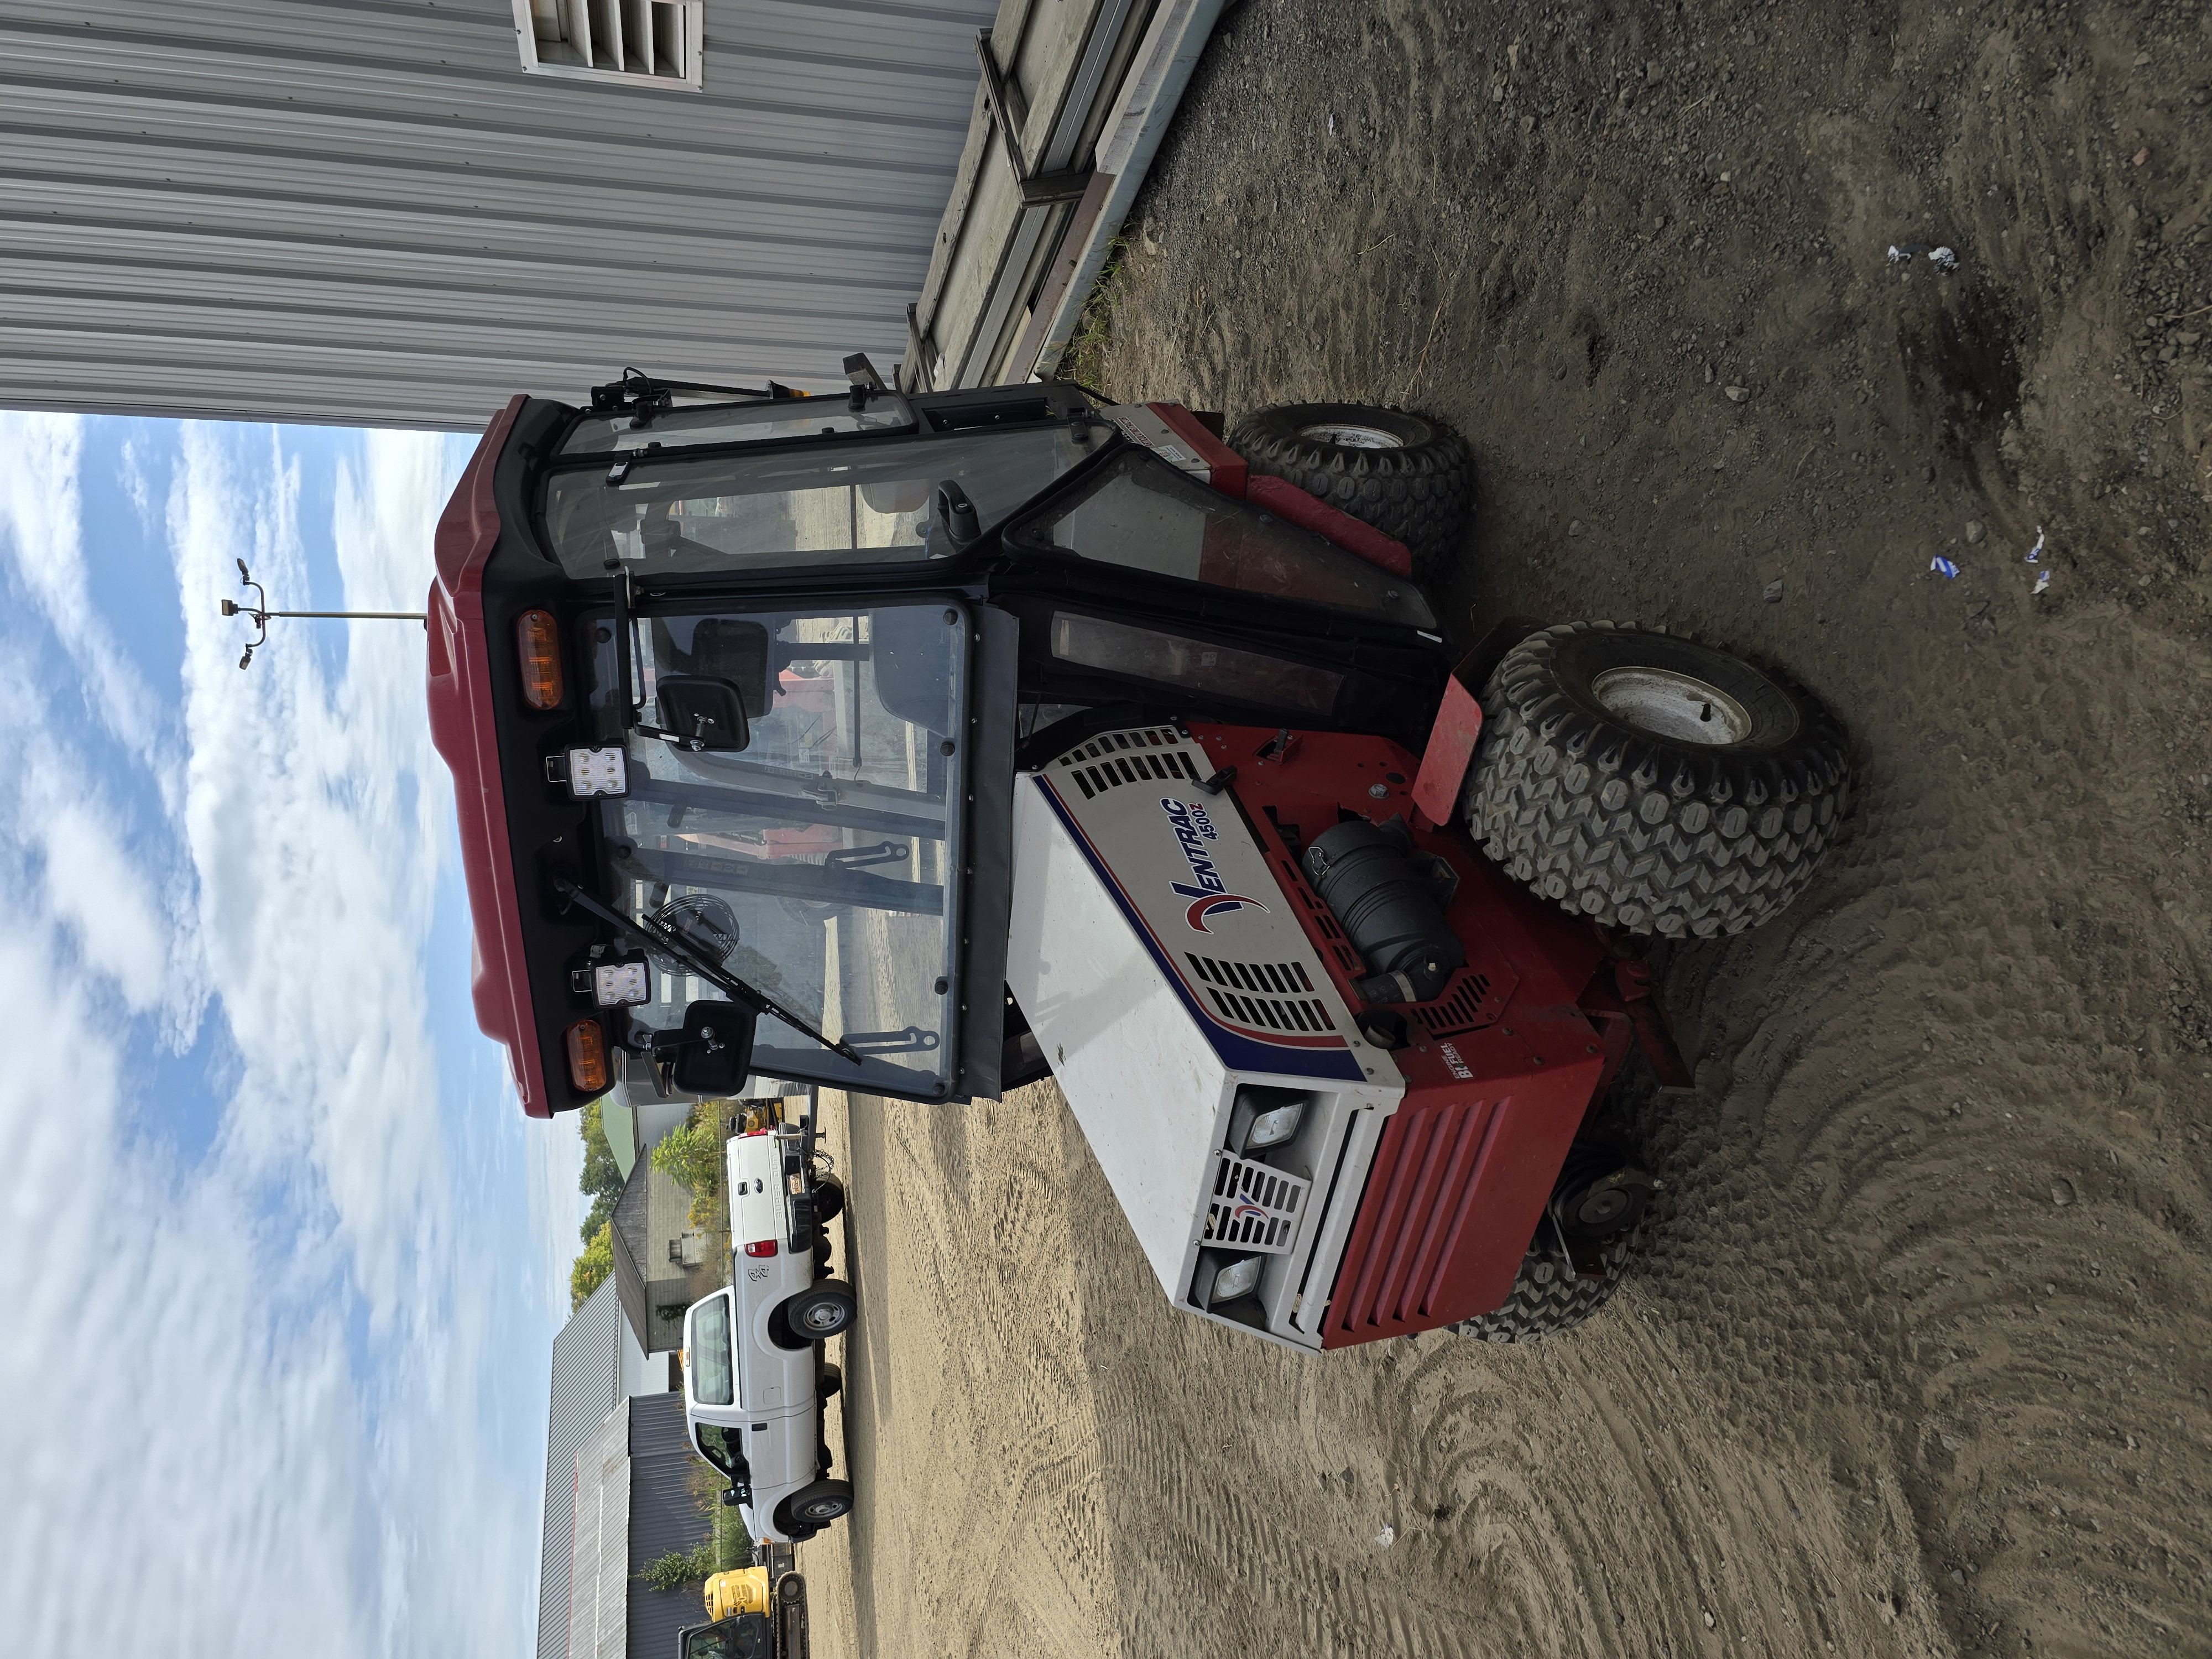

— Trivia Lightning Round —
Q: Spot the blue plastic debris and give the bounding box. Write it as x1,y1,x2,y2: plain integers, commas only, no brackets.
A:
2033,570,2051,596
1931,556,1961,578
2025,526,2046,564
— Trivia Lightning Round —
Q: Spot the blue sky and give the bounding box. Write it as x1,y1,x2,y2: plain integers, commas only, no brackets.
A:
0,410,585,1656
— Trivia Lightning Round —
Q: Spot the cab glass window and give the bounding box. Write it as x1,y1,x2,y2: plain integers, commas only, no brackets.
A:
542,427,1098,579
1050,612,1343,715
590,600,967,1095
1015,449,1437,629
694,1423,745,1477
690,1294,734,1406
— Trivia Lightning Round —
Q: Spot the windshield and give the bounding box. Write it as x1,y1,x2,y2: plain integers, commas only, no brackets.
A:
564,394,915,455
688,1295,734,1406
1015,448,1438,629
542,427,1097,580
593,599,967,1093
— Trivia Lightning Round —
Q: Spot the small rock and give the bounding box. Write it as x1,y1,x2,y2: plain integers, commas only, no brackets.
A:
1922,466,1935,482
2179,331,2203,347
1702,1610,1716,1630
1949,1569,1966,1585
2133,50,2153,67
1965,520,1986,545
2051,1178,2075,1206
1373,1524,1395,1548
1645,59,1663,83
2133,147,2150,167
1725,385,1749,402
1763,577,1783,603
1939,1433,1963,1452
1568,519,1586,537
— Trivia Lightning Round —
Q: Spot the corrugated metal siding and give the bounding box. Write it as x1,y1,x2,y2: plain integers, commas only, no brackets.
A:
540,1279,622,1659
0,0,999,429
627,1392,717,1658
569,1405,634,1659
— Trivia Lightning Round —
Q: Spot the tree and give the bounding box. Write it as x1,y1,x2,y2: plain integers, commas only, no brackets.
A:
571,1220,614,1311
637,1542,718,1592
651,1105,724,1199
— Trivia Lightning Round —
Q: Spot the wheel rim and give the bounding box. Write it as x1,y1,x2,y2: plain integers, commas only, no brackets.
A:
800,1496,847,1521
1590,666,1754,745
1568,1186,1632,1230
1298,421,1405,449
800,1300,848,1334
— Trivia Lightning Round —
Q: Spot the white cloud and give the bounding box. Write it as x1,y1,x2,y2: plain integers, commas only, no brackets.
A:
0,418,548,1659
119,434,157,533
0,413,159,754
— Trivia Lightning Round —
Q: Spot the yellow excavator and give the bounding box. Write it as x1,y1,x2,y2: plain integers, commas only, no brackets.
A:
676,1564,807,1659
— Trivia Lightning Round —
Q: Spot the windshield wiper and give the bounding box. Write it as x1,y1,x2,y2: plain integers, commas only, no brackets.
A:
554,875,864,1066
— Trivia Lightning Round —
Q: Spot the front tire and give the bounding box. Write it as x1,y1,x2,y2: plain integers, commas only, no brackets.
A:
1453,1230,1640,1343
1467,622,1853,938
1228,402,1474,581
775,1479,854,1532
778,1281,857,1344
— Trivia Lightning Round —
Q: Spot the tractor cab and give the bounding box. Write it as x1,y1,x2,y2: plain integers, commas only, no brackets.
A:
429,369,1451,1117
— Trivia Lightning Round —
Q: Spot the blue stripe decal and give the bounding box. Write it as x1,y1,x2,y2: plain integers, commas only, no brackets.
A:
1031,775,1366,1083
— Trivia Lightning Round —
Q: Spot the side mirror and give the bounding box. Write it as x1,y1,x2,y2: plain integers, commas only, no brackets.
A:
667,999,758,1097
721,1486,744,1508
653,676,751,752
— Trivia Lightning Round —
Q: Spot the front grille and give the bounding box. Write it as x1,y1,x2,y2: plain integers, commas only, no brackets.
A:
1054,727,1203,798
1412,968,1498,1038
1185,953,1338,1035
1330,1097,1501,1333
1204,1152,1308,1252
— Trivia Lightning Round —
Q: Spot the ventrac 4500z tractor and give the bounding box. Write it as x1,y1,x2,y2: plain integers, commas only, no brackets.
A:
428,362,1851,1350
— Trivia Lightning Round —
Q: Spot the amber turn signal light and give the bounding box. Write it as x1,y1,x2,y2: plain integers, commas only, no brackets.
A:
564,1018,609,1093
516,609,564,709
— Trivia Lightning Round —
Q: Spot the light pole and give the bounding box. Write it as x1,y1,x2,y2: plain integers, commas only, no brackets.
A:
221,559,426,669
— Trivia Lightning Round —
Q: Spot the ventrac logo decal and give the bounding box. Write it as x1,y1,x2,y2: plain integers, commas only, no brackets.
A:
1161,798,1271,932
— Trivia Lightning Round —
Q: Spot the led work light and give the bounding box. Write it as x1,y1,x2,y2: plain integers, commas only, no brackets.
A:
546,745,628,799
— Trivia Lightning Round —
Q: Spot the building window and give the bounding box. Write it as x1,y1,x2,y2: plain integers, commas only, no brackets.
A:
512,0,704,92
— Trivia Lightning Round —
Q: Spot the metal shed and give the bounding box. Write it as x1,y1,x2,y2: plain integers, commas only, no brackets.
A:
1,0,998,429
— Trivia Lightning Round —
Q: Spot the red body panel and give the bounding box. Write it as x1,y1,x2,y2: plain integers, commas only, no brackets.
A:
425,396,552,1117
1183,723,1613,1343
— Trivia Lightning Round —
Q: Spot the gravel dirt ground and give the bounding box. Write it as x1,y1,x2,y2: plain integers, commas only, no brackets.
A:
802,4,2212,1656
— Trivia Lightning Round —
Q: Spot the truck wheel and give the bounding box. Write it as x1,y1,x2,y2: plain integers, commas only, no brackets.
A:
1228,403,1474,580
812,1175,845,1225
775,1479,854,1531
1466,622,1852,938
1453,1230,1639,1344
779,1281,857,1342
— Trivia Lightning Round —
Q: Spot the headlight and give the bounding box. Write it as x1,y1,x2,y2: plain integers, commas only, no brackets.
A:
546,744,628,798
1190,1249,1264,1308
1228,1086,1307,1156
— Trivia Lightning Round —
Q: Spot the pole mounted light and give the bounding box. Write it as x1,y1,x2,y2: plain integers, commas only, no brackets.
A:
221,559,426,669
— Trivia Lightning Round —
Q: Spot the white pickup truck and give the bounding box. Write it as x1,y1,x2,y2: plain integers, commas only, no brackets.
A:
681,1117,855,1543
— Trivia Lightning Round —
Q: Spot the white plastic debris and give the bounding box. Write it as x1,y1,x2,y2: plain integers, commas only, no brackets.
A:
2033,570,2051,596
1931,556,1960,579
2025,526,2046,563
1886,243,1921,264
1373,1525,1395,1548
1929,246,1959,272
